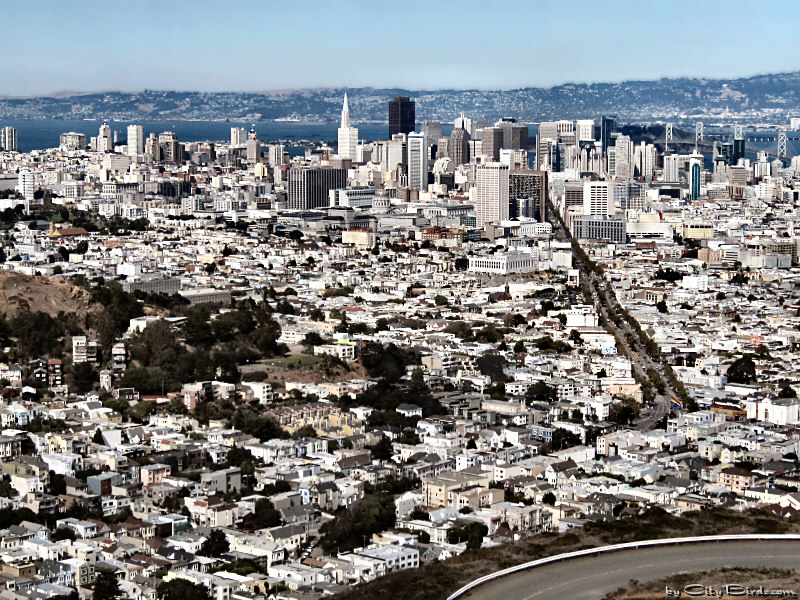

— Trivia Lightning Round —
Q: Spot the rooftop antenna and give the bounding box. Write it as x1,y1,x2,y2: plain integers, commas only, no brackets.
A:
665,123,673,153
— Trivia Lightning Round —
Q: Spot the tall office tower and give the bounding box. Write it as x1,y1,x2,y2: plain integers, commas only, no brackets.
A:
407,132,428,192
600,115,617,153
145,133,161,162
126,125,143,157
481,127,503,161
423,121,442,144
389,96,415,136
635,142,657,181
613,135,634,179
732,132,745,165
454,113,472,136
97,123,112,153
159,131,181,163
287,165,347,210
536,120,574,170
60,132,86,151
576,119,595,142
663,154,680,182
495,118,528,151
267,144,285,167
475,162,510,227
246,127,260,162
231,127,246,146
385,134,407,174
1,127,17,151
509,169,548,222
18,170,35,214
583,181,616,216
447,127,471,166
337,93,358,161
688,154,702,200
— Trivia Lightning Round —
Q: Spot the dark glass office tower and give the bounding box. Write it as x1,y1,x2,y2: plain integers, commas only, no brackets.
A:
601,115,617,153
389,96,415,136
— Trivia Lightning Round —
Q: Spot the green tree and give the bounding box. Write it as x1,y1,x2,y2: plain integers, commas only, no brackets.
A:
251,498,282,529
92,569,121,600
656,299,668,314
726,355,756,384
198,529,229,557
525,381,557,404
513,340,526,354
434,295,449,306
371,436,394,461
156,579,212,600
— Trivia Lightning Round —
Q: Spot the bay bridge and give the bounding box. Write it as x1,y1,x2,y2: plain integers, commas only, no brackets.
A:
660,122,800,160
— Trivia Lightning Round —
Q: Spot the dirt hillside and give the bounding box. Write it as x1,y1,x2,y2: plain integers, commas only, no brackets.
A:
0,271,94,318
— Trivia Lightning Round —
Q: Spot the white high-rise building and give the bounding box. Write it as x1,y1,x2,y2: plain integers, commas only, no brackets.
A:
613,135,634,180
97,123,112,153
576,120,594,142
231,127,246,147
664,154,680,183
127,125,143,157
1,127,17,151
475,162,509,227
18,170,36,214
583,181,616,216
337,93,358,161
635,142,657,181
407,132,428,191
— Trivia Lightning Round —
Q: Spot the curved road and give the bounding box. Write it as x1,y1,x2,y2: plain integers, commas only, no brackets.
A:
461,540,800,600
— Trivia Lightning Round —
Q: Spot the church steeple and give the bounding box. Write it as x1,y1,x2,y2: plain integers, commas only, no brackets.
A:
340,93,350,129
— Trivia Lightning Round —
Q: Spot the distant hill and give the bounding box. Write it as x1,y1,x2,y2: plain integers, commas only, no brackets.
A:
2,71,800,125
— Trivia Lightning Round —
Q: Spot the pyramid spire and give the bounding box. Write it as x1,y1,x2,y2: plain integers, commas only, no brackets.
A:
340,93,351,129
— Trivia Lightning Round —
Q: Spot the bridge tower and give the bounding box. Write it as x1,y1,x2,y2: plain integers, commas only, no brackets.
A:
778,130,788,159
665,123,673,152
734,124,743,140
695,122,703,145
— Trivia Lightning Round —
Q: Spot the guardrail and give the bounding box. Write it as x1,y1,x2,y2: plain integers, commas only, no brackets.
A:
446,534,800,600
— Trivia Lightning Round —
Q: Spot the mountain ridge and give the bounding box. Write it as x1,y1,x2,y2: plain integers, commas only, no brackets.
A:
2,71,800,125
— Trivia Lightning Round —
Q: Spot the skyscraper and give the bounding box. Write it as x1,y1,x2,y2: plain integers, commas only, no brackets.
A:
688,154,702,200
1,127,17,151
583,181,616,216
613,135,634,180
18,170,35,214
601,115,617,154
576,120,595,142
475,163,510,227
337,93,358,161
127,125,143,157
389,96,415,136
481,127,503,161
422,121,442,143
97,123,112,153
288,165,347,210
447,127,471,167
407,132,428,192
509,169,548,222
231,127,246,146
663,154,680,183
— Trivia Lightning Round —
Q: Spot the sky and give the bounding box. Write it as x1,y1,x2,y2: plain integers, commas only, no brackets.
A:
3,0,800,96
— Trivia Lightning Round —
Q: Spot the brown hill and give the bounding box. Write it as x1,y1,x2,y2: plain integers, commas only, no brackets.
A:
0,271,94,318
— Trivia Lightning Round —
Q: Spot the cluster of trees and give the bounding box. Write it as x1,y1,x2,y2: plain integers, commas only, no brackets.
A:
446,521,488,550
0,309,83,362
319,491,396,553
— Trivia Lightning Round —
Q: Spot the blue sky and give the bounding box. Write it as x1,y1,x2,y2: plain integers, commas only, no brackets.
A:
4,0,799,95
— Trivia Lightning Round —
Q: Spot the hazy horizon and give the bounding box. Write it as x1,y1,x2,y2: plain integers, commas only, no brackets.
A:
3,0,799,96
